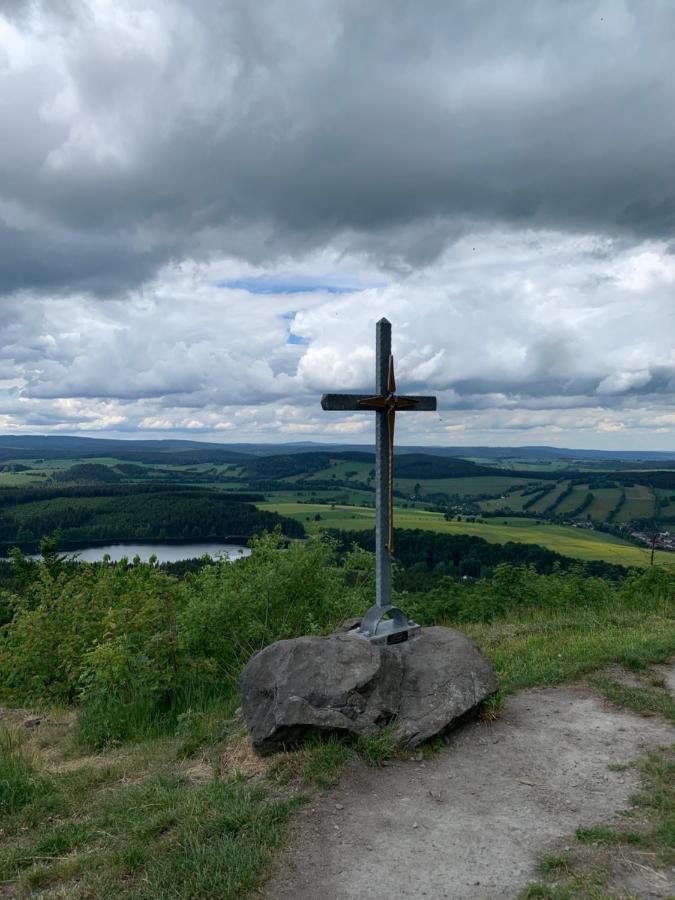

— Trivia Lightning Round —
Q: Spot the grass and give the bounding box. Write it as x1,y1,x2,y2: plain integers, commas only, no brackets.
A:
268,728,400,791
0,703,409,899
465,600,675,697
0,720,300,899
1,544,673,898
0,728,53,815
589,676,675,723
257,500,675,568
522,663,675,899
522,741,675,899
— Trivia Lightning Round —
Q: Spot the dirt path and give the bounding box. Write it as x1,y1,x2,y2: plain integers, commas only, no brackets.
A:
261,675,675,900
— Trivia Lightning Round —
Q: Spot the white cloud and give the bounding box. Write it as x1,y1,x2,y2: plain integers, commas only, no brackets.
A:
1,2,675,449
596,370,652,395
0,229,673,447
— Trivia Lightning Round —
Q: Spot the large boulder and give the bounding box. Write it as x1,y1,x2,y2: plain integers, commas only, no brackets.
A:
240,632,403,753
392,626,497,746
240,626,497,753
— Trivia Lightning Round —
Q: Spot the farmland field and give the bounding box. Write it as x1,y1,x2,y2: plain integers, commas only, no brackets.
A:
394,475,540,498
655,488,675,518
301,460,373,483
555,483,590,515
616,485,656,522
586,487,622,520
257,501,675,568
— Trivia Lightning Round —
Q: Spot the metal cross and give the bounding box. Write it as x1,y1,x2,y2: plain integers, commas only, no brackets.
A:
321,318,437,644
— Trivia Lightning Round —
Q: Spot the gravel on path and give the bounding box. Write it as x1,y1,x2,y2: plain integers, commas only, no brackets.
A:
261,675,675,900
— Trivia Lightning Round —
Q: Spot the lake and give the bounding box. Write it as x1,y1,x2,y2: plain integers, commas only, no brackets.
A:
0,542,251,564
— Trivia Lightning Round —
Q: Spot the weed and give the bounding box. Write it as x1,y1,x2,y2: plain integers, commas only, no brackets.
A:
481,691,503,720
0,726,55,816
299,735,353,787
590,677,675,723
575,824,645,845
537,854,572,873
355,725,398,767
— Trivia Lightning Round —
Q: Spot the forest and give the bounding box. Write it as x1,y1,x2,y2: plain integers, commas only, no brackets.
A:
0,487,303,549
331,527,629,583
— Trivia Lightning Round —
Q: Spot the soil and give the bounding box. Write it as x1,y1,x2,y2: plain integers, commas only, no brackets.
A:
260,671,675,900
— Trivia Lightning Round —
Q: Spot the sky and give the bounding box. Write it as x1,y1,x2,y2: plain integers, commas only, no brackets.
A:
1,1,675,449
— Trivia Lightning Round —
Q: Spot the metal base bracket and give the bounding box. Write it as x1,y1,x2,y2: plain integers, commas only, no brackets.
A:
351,604,421,646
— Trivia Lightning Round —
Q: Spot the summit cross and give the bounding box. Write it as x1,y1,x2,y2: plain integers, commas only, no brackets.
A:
321,318,437,644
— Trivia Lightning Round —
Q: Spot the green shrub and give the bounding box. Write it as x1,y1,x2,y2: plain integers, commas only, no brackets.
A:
179,531,371,680
0,531,372,746
1,530,673,748
406,562,673,625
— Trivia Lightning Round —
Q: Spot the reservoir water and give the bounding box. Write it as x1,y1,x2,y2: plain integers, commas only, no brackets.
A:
0,543,251,564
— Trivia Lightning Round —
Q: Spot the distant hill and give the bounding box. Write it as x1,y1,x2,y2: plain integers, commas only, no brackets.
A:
242,450,500,481
1,434,674,464
0,435,250,465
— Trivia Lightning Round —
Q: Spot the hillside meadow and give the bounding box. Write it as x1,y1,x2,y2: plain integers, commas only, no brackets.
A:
0,533,673,898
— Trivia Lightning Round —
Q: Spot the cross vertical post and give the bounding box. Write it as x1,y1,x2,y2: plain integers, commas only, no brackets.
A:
375,318,392,610
321,318,437,644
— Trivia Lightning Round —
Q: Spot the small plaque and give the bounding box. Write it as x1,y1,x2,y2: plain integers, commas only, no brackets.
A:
387,631,409,645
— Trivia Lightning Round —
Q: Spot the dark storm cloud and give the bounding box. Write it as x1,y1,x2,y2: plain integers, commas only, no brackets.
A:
2,0,675,296
0,220,167,295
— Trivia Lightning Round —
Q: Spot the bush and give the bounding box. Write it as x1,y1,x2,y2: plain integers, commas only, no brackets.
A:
1,527,672,748
0,531,372,747
405,562,674,626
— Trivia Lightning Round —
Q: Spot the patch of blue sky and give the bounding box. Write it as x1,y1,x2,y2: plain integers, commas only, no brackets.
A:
218,275,373,295
287,333,309,345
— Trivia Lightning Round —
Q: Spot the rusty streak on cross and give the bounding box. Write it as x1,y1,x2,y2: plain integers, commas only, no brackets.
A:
321,318,436,613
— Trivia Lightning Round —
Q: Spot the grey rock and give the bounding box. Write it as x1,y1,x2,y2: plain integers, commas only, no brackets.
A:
241,625,497,753
240,632,403,753
392,626,498,746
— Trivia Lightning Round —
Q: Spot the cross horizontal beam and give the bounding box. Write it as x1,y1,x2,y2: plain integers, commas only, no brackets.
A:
321,393,437,412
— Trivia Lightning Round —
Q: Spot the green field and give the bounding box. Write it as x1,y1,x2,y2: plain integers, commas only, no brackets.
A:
394,475,539,498
615,485,655,523
586,487,622,520
301,464,540,501
655,488,675,518
301,460,372,484
526,480,567,513
0,471,43,486
264,487,376,507
555,483,590,515
257,501,675,568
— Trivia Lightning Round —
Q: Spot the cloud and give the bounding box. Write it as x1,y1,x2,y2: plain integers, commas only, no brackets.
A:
2,0,675,298
1,2,675,449
596,370,652,395
0,229,673,447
